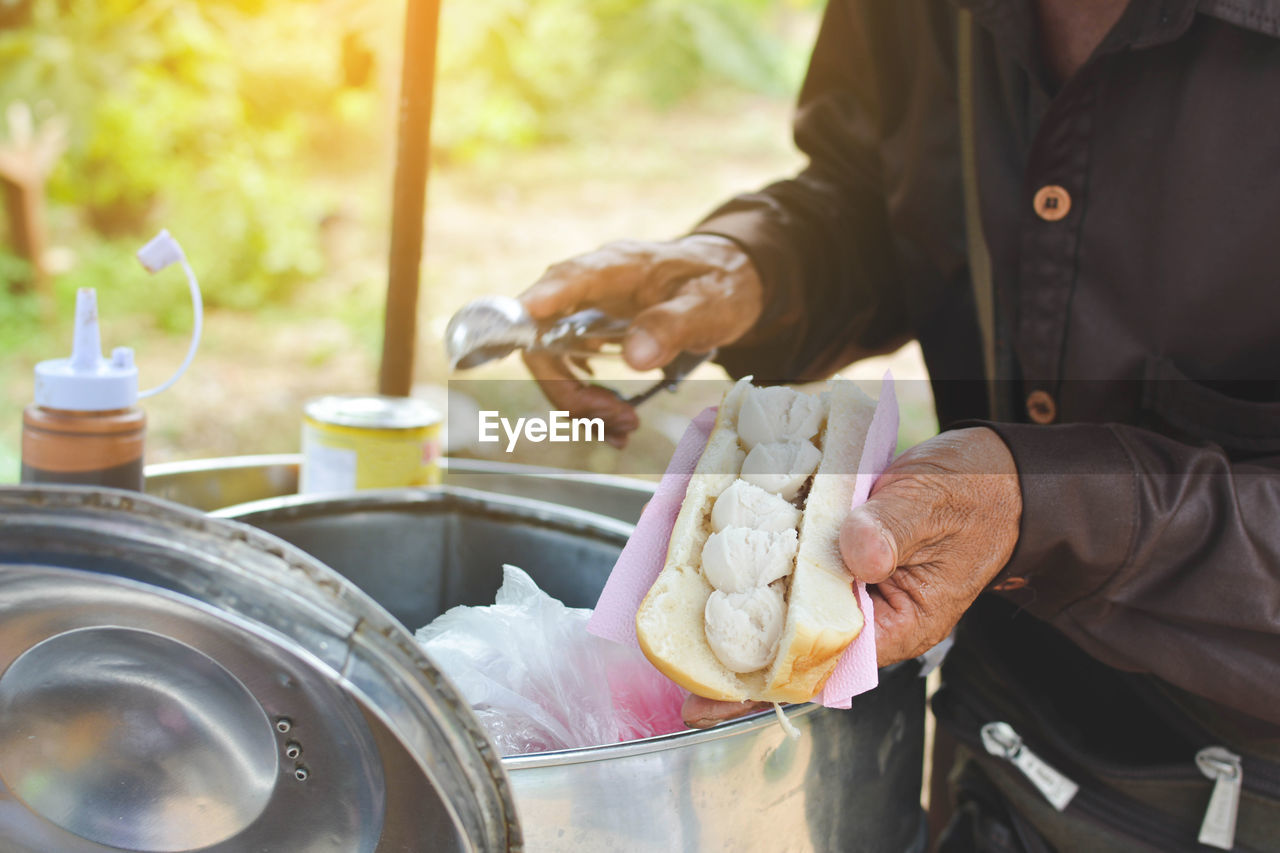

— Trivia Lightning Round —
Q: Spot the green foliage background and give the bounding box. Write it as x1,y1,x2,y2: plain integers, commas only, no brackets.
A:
0,0,819,342
433,0,817,155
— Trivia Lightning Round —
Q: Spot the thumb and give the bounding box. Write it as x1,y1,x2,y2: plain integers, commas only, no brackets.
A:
622,289,716,371
839,493,920,583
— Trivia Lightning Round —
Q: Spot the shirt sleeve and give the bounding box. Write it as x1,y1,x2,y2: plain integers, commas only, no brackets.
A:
691,0,913,381
983,421,1280,726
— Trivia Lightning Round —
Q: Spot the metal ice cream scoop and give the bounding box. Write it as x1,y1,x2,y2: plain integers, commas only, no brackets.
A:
444,295,712,406
445,296,540,370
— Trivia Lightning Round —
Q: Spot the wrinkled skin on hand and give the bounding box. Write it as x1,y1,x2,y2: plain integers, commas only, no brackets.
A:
838,427,1021,664
681,427,1021,728
518,235,764,447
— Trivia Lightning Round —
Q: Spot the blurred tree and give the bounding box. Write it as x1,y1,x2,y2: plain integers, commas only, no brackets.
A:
433,0,818,156
341,31,376,89
0,100,66,300
0,0,31,30
0,0,818,317
0,0,374,309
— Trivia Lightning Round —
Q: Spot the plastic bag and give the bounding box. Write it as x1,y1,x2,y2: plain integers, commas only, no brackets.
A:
415,565,686,756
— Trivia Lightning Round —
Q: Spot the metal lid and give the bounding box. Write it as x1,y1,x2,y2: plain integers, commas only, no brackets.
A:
0,486,520,853
304,394,441,430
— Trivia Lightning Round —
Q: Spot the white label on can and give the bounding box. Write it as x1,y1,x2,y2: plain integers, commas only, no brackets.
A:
301,433,357,494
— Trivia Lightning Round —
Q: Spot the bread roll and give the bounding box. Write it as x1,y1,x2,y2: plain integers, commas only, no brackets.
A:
636,378,874,703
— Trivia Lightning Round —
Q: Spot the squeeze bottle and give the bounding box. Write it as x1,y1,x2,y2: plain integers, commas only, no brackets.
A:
20,230,202,491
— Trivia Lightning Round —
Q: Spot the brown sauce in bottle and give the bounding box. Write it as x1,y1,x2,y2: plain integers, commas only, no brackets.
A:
21,405,146,491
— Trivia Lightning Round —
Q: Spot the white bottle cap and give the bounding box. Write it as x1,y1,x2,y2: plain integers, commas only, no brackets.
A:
30,229,202,412
34,289,140,411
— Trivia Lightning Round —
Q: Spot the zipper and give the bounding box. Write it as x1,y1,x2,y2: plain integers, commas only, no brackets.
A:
1196,746,1243,851
934,688,1266,853
981,721,1079,811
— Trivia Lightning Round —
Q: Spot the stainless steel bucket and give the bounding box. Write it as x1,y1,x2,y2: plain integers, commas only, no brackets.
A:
221,487,928,852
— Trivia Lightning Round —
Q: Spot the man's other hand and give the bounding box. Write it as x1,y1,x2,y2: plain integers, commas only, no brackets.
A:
840,427,1022,665
518,235,764,447
681,694,771,729
680,428,1019,728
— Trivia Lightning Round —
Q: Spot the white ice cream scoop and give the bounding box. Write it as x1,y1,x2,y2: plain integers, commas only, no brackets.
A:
703,584,787,673
738,386,826,449
701,527,798,594
740,440,822,501
710,479,802,533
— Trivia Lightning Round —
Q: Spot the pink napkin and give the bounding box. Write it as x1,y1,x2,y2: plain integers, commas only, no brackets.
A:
588,375,899,709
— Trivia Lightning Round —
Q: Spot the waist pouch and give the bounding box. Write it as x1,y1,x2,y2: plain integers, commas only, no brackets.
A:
932,598,1280,853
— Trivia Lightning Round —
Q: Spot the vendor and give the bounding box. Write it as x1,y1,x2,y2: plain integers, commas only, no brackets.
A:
519,1,1280,849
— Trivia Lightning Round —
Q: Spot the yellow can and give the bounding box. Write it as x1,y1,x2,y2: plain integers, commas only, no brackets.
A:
301,395,441,493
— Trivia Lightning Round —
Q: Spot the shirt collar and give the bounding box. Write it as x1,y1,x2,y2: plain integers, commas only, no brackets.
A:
1197,0,1280,38
1115,0,1280,48
951,0,1280,56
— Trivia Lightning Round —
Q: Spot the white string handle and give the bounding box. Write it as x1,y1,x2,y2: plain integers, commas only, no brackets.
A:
136,229,203,399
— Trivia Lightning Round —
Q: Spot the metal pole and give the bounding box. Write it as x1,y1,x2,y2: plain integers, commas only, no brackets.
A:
379,0,442,396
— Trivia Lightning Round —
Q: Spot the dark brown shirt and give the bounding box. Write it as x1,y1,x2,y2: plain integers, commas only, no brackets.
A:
695,0,1280,731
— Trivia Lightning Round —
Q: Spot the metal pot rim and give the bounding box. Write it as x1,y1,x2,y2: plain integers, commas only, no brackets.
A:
502,703,818,769
146,454,658,498
210,484,639,548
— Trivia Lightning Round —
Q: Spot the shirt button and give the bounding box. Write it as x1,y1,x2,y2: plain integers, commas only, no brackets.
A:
1033,185,1072,221
1026,389,1057,424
